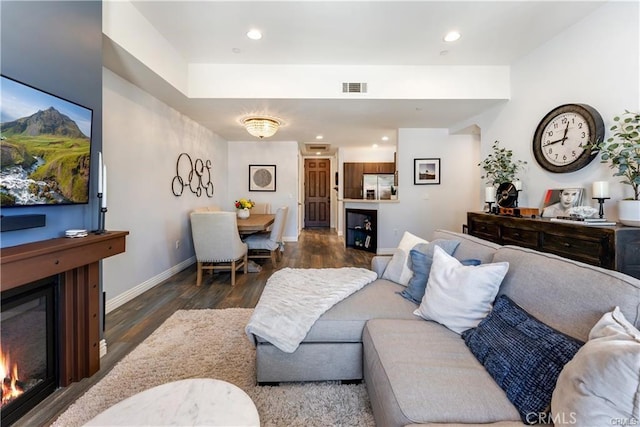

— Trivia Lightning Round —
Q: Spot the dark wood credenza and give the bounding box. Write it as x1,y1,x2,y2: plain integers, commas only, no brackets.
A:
1,231,129,385
467,212,640,279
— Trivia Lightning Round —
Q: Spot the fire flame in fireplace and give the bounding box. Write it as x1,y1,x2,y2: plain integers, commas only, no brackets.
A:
1,346,23,405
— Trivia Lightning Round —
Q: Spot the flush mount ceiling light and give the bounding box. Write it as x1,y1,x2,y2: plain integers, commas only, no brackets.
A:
243,116,281,139
247,29,262,40
444,31,461,42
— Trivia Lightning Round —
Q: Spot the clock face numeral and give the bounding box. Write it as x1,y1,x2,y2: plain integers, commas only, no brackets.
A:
540,112,590,166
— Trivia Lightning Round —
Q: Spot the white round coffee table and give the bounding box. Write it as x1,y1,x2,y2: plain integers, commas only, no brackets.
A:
84,378,259,426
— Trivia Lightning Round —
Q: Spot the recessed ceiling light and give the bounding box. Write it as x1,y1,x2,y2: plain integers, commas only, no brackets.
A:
316,152,322,155
381,136,389,141
247,29,262,40
372,144,378,148
444,31,461,42
316,135,323,140
232,47,241,54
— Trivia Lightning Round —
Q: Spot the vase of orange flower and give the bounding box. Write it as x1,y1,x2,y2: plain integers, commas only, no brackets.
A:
235,198,255,219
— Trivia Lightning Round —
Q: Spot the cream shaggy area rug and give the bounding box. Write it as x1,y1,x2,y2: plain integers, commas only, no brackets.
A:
53,308,374,426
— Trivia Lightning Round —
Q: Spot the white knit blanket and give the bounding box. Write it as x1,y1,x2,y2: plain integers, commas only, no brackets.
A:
245,267,378,353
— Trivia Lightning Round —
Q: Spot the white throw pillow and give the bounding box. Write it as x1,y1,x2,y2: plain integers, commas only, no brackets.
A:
381,231,428,286
551,307,640,426
414,245,509,334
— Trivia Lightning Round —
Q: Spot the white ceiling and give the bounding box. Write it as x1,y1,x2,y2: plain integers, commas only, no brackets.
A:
111,1,604,153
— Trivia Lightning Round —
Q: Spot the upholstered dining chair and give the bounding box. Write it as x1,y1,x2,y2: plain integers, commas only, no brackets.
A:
252,202,271,214
189,211,248,286
193,205,221,213
243,206,288,265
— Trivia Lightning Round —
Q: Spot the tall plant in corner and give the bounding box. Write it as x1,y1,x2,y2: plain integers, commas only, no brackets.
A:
593,110,640,200
591,110,640,226
478,140,527,186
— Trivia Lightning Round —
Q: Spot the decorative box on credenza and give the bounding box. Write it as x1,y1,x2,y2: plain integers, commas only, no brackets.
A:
466,212,640,279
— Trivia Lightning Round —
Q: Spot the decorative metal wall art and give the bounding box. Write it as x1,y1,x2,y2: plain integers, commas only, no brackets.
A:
172,153,214,197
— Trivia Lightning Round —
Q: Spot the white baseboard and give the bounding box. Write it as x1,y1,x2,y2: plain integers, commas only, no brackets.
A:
99,339,107,358
101,257,194,357
105,256,195,314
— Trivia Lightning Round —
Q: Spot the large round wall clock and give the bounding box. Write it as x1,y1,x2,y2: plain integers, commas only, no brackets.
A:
532,103,605,173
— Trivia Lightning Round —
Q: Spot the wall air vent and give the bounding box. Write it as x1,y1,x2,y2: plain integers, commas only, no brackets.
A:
304,143,332,154
342,82,368,93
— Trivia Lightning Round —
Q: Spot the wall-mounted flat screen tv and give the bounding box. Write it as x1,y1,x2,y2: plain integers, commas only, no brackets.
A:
0,75,93,207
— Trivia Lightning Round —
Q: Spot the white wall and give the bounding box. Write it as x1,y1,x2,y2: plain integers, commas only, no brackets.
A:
466,1,639,219
343,129,478,253
103,0,188,93
102,68,228,310
381,129,478,250
227,140,300,242
189,64,510,100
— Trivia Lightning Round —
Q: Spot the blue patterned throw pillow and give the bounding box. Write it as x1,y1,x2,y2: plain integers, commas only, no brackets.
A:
462,295,583,425
398,239,460,304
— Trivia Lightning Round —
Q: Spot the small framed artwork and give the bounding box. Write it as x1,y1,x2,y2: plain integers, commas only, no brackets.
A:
414,158,441,185
541,188,584,217
249,164,276,192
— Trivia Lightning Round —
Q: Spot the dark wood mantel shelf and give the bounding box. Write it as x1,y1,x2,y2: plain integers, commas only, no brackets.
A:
1,231,129,290
1,231,129,385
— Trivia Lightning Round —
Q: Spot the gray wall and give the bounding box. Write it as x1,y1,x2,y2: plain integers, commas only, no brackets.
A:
1,1,103,248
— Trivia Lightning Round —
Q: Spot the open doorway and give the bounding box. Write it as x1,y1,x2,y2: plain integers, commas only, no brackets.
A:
303,158,331,228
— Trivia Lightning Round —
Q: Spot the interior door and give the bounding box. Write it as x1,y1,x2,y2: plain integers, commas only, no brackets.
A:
304,158,330,227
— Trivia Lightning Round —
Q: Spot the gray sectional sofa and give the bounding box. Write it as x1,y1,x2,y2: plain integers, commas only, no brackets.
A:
250,229,640,426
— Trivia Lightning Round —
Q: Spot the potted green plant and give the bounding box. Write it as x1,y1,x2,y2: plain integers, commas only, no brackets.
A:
592,110,640,226
478,141,527,186
478,140,527,205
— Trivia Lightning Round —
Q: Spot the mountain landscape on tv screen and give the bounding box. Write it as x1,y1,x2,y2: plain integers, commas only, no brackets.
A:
0,107,90,206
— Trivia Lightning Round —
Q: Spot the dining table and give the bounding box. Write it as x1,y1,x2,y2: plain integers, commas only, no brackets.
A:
237,213,275,235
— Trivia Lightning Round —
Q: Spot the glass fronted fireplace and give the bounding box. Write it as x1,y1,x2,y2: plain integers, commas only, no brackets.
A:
0,230,128,425
1,276,58,426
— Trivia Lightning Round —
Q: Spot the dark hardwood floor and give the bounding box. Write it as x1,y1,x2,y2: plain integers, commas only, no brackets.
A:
16,228,374,427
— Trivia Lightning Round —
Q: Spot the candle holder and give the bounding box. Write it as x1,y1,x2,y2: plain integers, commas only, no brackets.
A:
486,201,495,214
94,193,108,235
592,197,610,219
514,190,521,208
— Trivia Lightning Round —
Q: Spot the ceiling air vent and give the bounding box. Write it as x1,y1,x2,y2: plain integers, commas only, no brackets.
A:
342,82,367,93
304,143,332,153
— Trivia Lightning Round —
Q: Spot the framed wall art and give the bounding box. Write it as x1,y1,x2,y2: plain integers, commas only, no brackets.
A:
249,164,276,192
414,158,441,185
